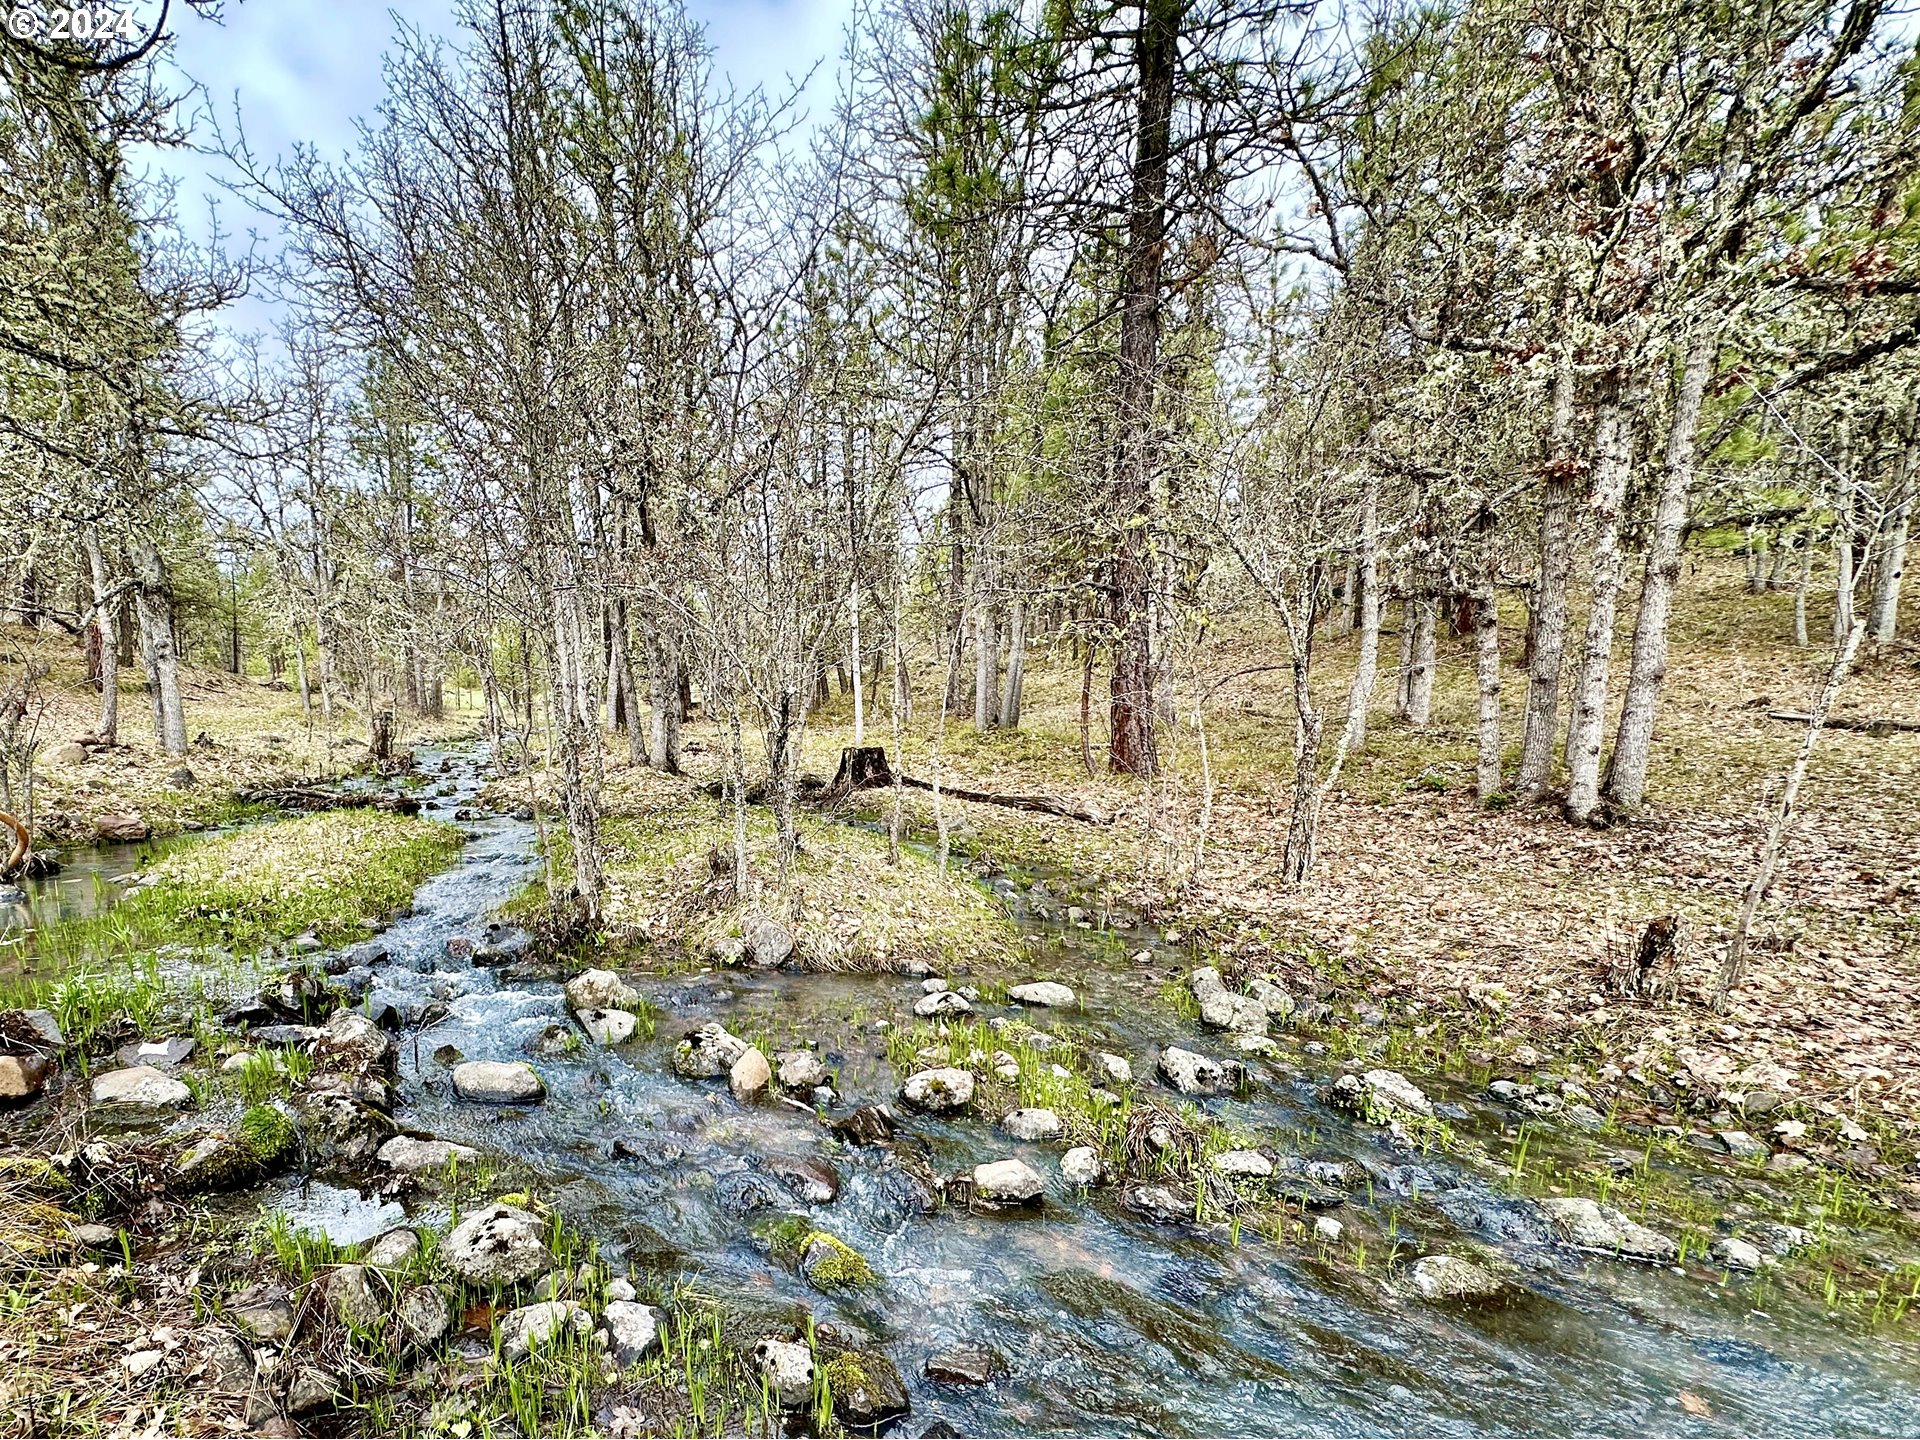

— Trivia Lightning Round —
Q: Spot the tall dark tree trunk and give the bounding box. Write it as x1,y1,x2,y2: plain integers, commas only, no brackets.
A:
1109,0,1179,779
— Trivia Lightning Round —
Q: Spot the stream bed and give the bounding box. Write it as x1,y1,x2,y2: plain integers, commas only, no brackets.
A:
16,744,1920,1437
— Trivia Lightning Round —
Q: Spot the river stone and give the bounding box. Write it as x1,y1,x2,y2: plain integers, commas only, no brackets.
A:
1061,1146,1106,1186
1002,1108,1063,1142
297,1090,396,1164
564,969,640,1012
452,1060,544,1104
971,1158,1044,1206
1212,1149,1273,1179
1009,981,1076,1008
6,1008,64,1047
672,1022,749,1079
901,1067,975,1112
1200,990,1269,1036
1122,1184,1188,1225
498,1300,591,1360
755,1339,815,1409
0,1054,51,1104
230,1283,295,1343
362,1228,420,1267
924,1341,1005,1386
776,1050,830,1090
1331,1069,1433,1119
398,1285,452,1349
1158,1046,1230,1096
115,1036,195,1070
575,1007,637,1046
1248,977,1295,1021
729,1046,772,1101
317,1010,394,1074
443,1203,552,1285
872,1160,939,1227
770,1154,841,1205
1188,966,1227,1002
172,1132,264,1193
91,1065,190,1109
1710,1236,1765,1271
605,1300,663,1365
95,812,151,842
1314,1216,1344,1244
1717,1129,1769,1161
324,1264,384,1331
1410,1254,1505,1300
1095,1052,1132,1086
286,1363,339,1415
914,989,971,1017
1538,1197,1677,1262
825,1348,911,1428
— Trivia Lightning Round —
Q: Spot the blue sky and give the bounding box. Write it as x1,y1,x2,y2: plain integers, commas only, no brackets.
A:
149,0,853,338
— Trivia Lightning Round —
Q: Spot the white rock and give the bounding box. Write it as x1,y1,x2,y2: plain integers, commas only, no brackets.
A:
1095,1052,1132,1086
1008,981,1075,1008
775,1051,829,1089
1200,990,1269,1036
1537,1197,1676,1263
1211,1149,1273,1179
564,969,640,1012
1410,1254,1504,1300
452,1060,544,1104
672,1022,748,1079
1188,966,1227,1002
755,1338,815,1409
1158,1046,1230,1096
443,1204,552,1285
921,978,949,994
1314,1216,1344,1244
971,1158,1044,1205
901,1067,974,1112
378,1134,479,1172
362,1228,420,1268
1331,1069,1432,1119
1001,1108,1063,1142
90,1065,190,1109
1710,1237,1765,1272
575,1008,637,1045
497,1300,591,1360
1061,1147,1106,1186
914,989,971,1017
604,1301,663,1365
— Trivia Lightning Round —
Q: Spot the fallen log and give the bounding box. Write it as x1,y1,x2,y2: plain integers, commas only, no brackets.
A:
1766,710,1920,735
826,745,1109,825
237,786,422,816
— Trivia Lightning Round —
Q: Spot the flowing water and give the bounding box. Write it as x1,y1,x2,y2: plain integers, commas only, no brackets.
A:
20,744,1920,1436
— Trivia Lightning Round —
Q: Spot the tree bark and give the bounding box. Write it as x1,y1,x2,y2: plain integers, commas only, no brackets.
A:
133,539,187,756
1515,351,1580,796
1868,392,1914,643
1405,595,1436,726
1340,472,1381,754
1564,375,1641,824
1000,597,1026,730
1604,330,1714,814
84,531,119,746
1473,578,1502,802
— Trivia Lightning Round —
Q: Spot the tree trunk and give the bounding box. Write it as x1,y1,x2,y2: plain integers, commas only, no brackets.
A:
84,532,119,746
1405,596,1436,726
1564,376,1641,825
1108,0,1178,780
973,593,999,730
133,539,187,756
1793,536,1814,647
1473,578,1502,802
1833,416,1855,645
1868,392,1914,643
648,628,681,773
849,579,866,744
1279,650,1324,886
1516,352,1580,796
1604,330,1715,814
1341,474,1381,754
1000,597,1026,730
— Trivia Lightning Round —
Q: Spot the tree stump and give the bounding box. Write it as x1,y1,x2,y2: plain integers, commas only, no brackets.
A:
371,710,395,764
830,746,894,794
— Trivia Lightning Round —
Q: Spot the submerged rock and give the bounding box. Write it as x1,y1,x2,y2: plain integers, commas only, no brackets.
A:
91,1065,190,1109
901,1067,975,1113
769,1154,841,1205
443,1203,552,1285
1008,981,1076,1008
452,1060,545,1104
924,1342,1006,1386
672,1022,749,1079
1409,1254,1505,1300
1330,1069,1433,1120
1537,1197,1676,1263
378,1134,479,1172
1122,1183,1189,1225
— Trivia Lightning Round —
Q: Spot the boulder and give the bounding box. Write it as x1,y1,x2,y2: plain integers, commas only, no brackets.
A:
1710,1237,1765,1272
1409,1254,1505,1300
1008,981,1075,1008
317,1010,394,1075
970,1158,1044,1207
1094,1052,1132,1087
45,740,89,767
1211,1149,1273,1179
1330,1069,1433,1120
1537,1197,1676,1263
914,989,971,1018
672,1022,749,1079
1060,1146,1106,1187
451,1060,544,1104
1158,1046,1231,1097
745,915,795,968
94,812,151,842
361,1228,419,1268
497,1300,591,1360
1001,1108,1063,1142
776,1050,830,1090
1188,966,1228,1002
443,1203,552,1286
901,1067,975,1113
1199,990,1269,1036
575,1008,637,1046
1313,1216,1344,1244
604,1300,662,1365
378,1134,479,1172
564,969,640,1012
823,1348,911,1428
754,1338,815,1409
397,1286,452,1349
729,1047,772,1102
91,1065,190,1109
1122,1184,1189,1225
295,1088,395,1165
0,1054,52,1105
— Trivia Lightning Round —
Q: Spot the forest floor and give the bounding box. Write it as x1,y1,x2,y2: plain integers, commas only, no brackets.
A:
1,622,478,847
771,560,1920,1156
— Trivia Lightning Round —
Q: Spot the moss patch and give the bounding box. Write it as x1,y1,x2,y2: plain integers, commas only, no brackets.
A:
239,1104,295,1164
797,1230,877,1291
